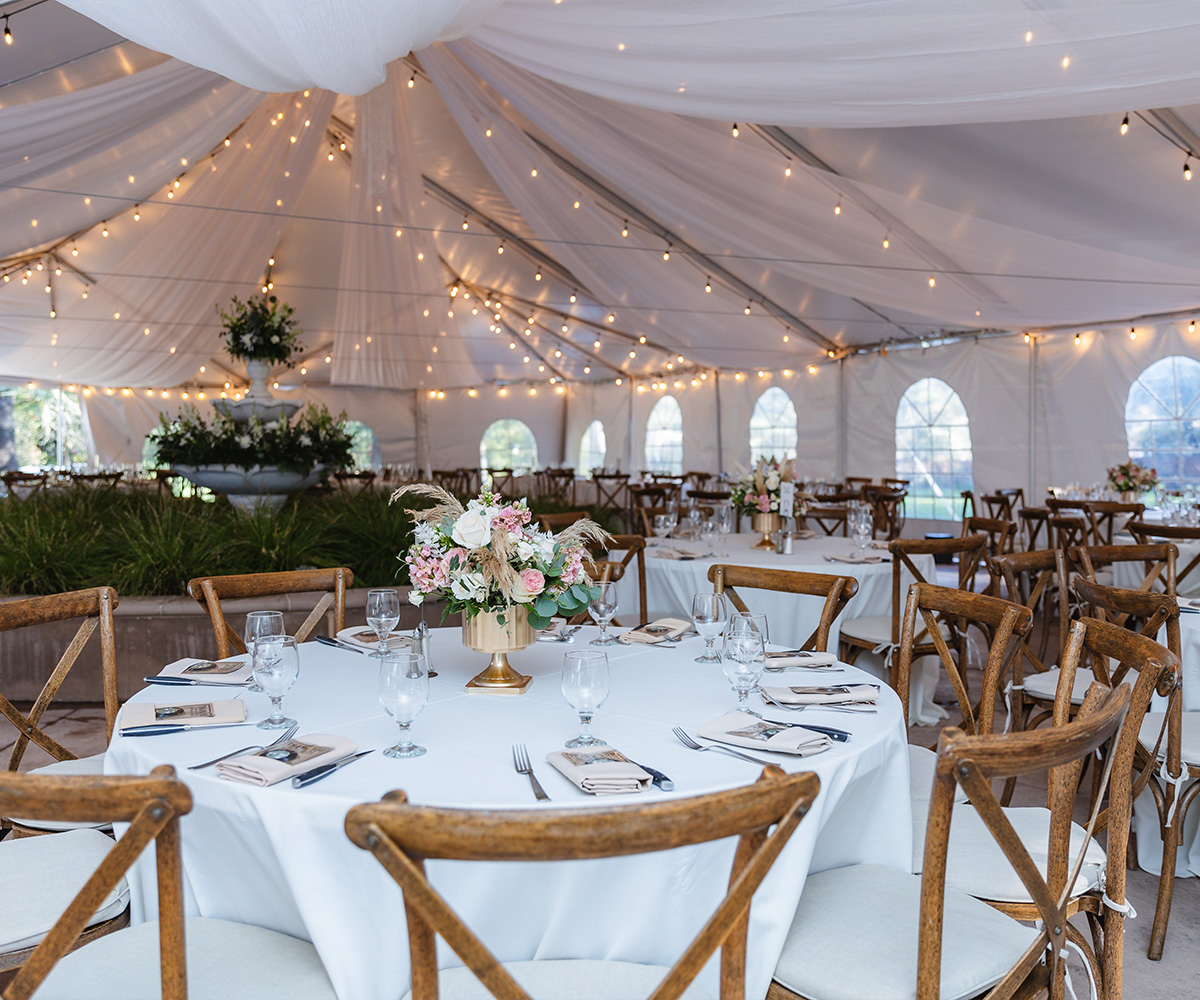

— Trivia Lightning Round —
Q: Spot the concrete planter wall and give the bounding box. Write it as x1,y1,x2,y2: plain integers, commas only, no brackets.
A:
0,588,460,703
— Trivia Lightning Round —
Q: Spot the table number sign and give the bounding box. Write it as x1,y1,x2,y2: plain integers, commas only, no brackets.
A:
779,481,796,518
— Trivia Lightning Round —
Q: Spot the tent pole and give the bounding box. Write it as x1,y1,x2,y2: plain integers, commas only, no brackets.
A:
1028,337,1038,502
626,381,634,474
560,384,569,466
414,389,430,478
837,357,847,482
714,371,724,473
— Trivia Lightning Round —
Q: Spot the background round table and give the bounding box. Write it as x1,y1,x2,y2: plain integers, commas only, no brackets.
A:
107,626,911,1000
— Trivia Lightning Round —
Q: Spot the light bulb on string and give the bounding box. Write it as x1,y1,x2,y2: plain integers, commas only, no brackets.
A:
784,163,792,177
133,206,141,221
1187,159,1194,180
731,123,739,138
1120,114,1129,135
1075,333,1082,346
497,241,505,254
569,290,577,302
462,216,469,230
3,17,11,45
534,269,542,281
662,245,671,261
101,223,109,237
928,275,936,287
1190,319,1196,333
882,233,890,249
407,73,416,88
834,199,842,215
744,302,752,315
1130,326,1137,340
621,221,629,238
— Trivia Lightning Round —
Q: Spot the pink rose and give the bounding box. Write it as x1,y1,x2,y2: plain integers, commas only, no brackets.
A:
756,495,771,512
519,569,545,597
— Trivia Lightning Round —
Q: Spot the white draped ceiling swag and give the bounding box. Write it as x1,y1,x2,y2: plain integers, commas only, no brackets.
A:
2,1,1200,397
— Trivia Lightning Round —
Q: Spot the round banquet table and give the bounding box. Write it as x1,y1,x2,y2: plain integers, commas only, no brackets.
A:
106,627,912,1000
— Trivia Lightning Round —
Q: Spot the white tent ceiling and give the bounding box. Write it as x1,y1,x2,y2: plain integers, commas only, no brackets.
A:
2,0,1200,395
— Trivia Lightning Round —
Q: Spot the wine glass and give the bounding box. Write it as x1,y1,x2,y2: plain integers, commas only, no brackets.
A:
252,635,300,730
687,503,703,537
700,519,717,556
721,627,765,716
715,504,734,555
652,513,673,539
850,503,872,553
366,589,401,658
562,649,610,747
244,610,284,693
379,652,429,758
665,499,679,536
691,592,727,664
589,581,619,645
729,611,769,643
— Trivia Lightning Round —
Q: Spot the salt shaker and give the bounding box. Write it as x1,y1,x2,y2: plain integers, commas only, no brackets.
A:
783,531,794,555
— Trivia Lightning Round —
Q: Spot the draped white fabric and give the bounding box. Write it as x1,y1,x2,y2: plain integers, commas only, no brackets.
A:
60,1,1200,127
331,65,479,389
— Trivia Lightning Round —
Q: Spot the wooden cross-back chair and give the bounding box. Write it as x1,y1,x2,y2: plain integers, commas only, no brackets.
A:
0,588,121,838
186,567,352,660
0,768,336,999
1070,541,1177,601
538,468,575,504
333,470,376,493
707,565,859,653
839,534,989,692
1126,519,1200,593
861,485,906,540
579,535,647,627
591,472,630,512
961,516,1015,581
431,469,468,497
980,492,1017,524
768,673,1133,1000
844,476,872,490
813,488,858,504
959,489,976,520
686,489,731,505
1046,497,1101,544
1086,501,1145,545
683,471,713,492
997,486,1026,509
1018,506,1049,551
486,469,519,498
537,511,588,533
1,471,47,501
635,506,671,537
1048,514,1088,555
347,768,820,1000
69,472,123,490
799,505,848,537
881,476,910,490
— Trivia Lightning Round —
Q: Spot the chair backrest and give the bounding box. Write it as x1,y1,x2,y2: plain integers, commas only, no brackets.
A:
636,506,670,536
539,469,575,504
589,535,648,626
707,565,859,652
629,485,671,510
1048,514,1089,553
863,486,907,539
886,534,989,644
486,469,519,498
961,515,1015,570
1017,506,1049,551
917,676,1132,1000
988,549,1062,686
185,567,353,659
537,511,589,532
844,476,873,488
591,473,630,511
345,768,820,1000
0,588,120,768
980,492,1016,523
687,489,731,504
881,477,910,489
894,582,1033,729
1126,519,1200,592
683,471,713,492
0,768,193,999
1069,542,1177,598
1086,501,1145,545
800,505,848,537
959,490,976,520
1,471,48,501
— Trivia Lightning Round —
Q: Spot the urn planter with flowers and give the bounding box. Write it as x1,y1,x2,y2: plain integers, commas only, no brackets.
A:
395,485,607,694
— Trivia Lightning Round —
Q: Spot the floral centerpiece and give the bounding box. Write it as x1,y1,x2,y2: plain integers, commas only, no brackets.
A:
1106,459,1159,498
729,457,808,549
219,295,304,365
393,484,607,692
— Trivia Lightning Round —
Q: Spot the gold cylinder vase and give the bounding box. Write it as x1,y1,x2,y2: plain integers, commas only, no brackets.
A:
750,512,782,550
462,606,535,694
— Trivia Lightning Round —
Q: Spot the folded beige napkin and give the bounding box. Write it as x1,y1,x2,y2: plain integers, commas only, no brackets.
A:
338,627,412,650
545,747,651,795
793,528,816,540
824,552,885,564
696,712,831,756
760,683,878,707
619,617,693,644
216,733,359,787
158,656,253,686
121,698,247,728
763,650,839,669
869,540,891,550
652,547,704,560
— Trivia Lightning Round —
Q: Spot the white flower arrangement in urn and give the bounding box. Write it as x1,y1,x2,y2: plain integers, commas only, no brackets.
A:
729,457,810,549
392,485,608,692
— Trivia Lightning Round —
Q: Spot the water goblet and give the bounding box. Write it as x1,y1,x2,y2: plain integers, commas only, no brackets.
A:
715,504,734,555
244,610,285,693
700,519,717,555
691,592,727,664
721,628,765,716
728,610,769,643
365,589,401,658
561,649,610,747
652,513,673,539
687,503,703,536
252,635,300,730
379,652,429,758
589,581,619,645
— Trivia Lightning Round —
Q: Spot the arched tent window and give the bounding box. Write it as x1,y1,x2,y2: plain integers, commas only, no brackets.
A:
749,386,798,461
578,419,606,476
644,395,683,474
895,377,973,520
480,418,538,474
342,420,380,470
1125,355,1200,491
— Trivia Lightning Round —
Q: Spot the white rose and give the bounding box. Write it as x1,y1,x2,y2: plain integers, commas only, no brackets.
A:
514,538,540,562
270,335,280,343
452,508,493,548
766,474,780,490
237,433,252,448
450,571,486,601
299,433,312,447
408,591,424,606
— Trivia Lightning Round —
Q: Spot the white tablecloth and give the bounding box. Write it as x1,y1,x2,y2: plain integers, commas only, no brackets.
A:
1113,535,1200,598
106,627,911,1000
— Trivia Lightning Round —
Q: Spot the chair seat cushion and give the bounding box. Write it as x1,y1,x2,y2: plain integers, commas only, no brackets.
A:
10,754,111,832
1139,711,1200,766
400,959,713,1000
907,745,968,804
1022,667,1096,705
840,614,951,648
36,917,337,1000
910,804,1107,901
0,828,129,952
772,864,1038,1000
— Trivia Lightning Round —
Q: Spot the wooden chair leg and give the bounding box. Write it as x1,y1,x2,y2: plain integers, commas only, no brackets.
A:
1148,800,1181,960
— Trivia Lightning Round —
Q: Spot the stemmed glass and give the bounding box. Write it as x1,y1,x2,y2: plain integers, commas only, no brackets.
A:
721,624,766,716
715,504,734,555
665,499,679,536
366,589,401,658
691,592,728,663
562,649,610,747
379,652,429,758
244,610,285,693
687,503,703,537
850,503,872,554
700,519,717,556
252,635,300,730
589,581,619,645
652,513,673,539
729,611,769,643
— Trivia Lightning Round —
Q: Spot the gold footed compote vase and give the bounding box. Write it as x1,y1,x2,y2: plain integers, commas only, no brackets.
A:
462,606,534,695
750,512,782,550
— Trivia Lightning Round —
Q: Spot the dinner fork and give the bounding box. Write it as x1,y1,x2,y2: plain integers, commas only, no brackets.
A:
671,727,775,767
512,743,550,801
187,722,298,770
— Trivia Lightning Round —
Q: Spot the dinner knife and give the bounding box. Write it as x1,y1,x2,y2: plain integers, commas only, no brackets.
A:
142,676,250,687
762,719,852,743
629,760,674,791
291,750,374,788
315,635,370,655
121,721,255,737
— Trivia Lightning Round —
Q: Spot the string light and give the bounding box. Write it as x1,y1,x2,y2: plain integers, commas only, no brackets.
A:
1130,326,1137,340
662,245,671,261
808,365,817,374
407,73,416,88
497,241,505,254
882,233,890,249
834,199,842,215
606,313,616,323
704,277,712,293
731,123,739,138
1190,320,1196,333
3,16,10,45
928,275,936,287
784,163,792,177
462,216,469,230
569,291,577,302
1075,333,1082,346
101,223,109,237
1120,114,1129,136
133,206,141,221
1023,333,1031,343
621,221,629,238
744,302,752,315
534,269,542,281
1187,159,1194,181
